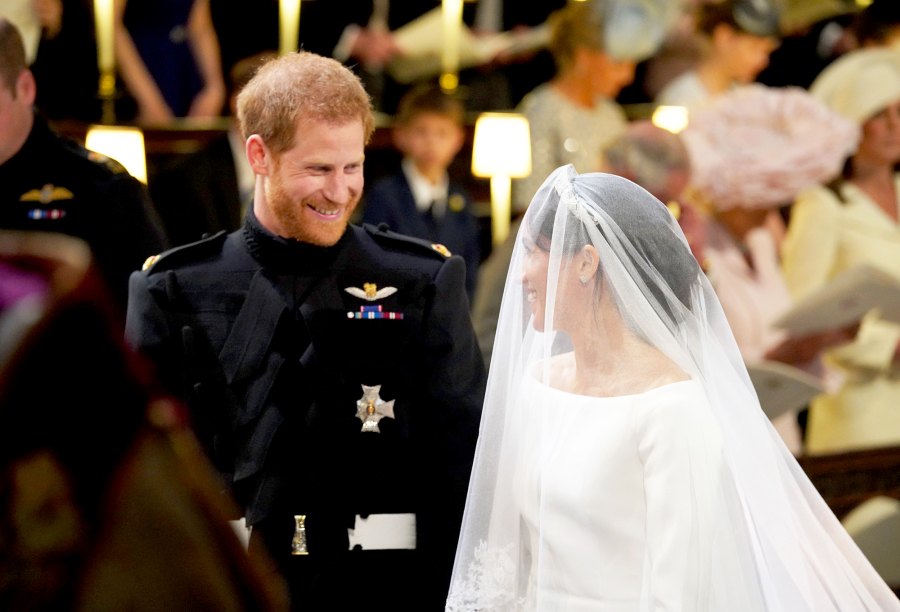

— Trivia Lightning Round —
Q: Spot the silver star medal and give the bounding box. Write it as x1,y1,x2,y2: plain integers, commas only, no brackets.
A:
355,385,395,433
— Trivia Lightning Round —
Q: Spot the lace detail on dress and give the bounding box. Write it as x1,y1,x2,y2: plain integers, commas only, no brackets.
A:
446,541,525,611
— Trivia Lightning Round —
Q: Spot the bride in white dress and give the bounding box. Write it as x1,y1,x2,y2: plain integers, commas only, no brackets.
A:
446,165,899,611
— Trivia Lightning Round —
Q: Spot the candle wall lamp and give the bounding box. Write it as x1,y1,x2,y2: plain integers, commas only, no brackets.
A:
88,0,147,184
471,113,531,246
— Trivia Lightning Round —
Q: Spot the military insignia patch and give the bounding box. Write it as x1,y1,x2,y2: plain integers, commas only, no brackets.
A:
26,209,66,220
431,243,452,258
355,385,395,433
88,151,129,174
19,184,74,204
347,305,404,320
345,283,397,301
448,194,465,213
142,254,160,271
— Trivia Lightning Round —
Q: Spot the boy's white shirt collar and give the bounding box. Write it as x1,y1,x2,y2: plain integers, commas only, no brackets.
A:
401,157,449,217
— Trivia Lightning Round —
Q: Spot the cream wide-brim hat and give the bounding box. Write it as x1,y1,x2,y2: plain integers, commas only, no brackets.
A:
810,47,900,125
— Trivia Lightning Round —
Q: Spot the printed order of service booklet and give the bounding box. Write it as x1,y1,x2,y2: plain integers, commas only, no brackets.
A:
746,360,823,420
773,264,900,336
387,7,548,83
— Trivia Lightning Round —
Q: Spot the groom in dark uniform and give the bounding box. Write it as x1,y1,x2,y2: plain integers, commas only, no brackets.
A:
125,51,485,611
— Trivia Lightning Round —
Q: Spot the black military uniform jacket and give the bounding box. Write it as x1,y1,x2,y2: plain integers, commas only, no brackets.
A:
0,115,168,309
126,212,485,610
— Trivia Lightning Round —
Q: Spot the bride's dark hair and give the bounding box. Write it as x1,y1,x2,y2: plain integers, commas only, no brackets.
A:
527,173,699,322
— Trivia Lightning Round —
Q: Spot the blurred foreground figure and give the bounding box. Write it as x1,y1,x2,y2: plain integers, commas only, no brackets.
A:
0,18,168,311
0,231,287,612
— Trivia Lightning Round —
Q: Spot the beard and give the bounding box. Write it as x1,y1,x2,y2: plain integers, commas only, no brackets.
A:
266,172,360,247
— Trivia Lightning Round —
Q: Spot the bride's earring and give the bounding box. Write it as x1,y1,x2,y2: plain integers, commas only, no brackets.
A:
579,275,589,286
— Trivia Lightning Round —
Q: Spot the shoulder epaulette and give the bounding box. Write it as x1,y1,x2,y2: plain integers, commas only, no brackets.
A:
82,149,130,175
363,223,452,260
142,231,228,273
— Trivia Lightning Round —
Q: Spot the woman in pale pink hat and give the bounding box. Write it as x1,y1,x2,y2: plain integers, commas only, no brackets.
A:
676,83,858,455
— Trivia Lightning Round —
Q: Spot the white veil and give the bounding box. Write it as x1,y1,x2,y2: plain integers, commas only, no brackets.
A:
447,166,898,611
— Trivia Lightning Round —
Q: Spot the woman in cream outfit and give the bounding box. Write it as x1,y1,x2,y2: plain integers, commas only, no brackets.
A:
782,47,900,455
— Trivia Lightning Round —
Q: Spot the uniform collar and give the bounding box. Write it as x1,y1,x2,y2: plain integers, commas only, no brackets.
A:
241,209,350,274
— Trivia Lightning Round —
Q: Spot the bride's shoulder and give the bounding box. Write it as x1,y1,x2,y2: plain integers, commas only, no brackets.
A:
637,378,714,433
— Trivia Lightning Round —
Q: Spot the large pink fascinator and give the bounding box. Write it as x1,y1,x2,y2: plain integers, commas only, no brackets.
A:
680,84,860,211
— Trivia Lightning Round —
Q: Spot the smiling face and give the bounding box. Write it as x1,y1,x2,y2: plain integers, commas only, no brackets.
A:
522,237,552,331
521,232,597,333
251,119,365,246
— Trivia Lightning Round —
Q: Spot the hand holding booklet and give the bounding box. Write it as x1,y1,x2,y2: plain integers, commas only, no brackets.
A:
773,264,900,336
746,360,823,420
386,8,549,83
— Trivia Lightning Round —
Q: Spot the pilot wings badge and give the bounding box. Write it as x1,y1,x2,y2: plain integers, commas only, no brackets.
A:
19,184,75,204
345,282,397,301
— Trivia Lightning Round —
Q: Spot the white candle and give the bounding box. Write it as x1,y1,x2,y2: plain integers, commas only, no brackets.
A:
93,0,114,74
441,0,463,91
279,0,302,56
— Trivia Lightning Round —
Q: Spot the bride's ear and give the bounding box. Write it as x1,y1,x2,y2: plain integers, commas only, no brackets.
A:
578,245,600,283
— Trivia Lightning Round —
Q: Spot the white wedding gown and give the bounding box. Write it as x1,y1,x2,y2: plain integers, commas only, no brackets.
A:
513,377,723,611
449,167,900,612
